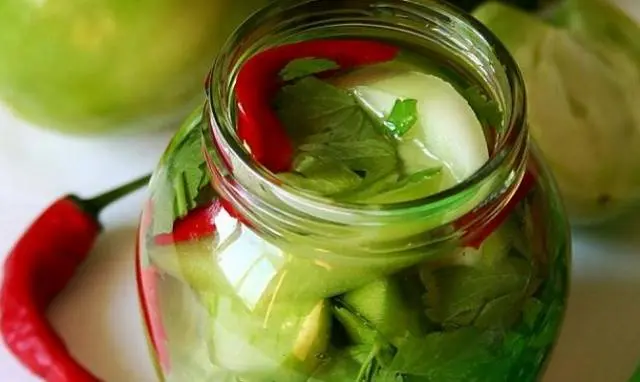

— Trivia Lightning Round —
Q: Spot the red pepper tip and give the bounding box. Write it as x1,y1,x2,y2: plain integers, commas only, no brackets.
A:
235,39,400,174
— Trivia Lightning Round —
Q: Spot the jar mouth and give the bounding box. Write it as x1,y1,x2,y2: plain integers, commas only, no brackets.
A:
205,0,528,226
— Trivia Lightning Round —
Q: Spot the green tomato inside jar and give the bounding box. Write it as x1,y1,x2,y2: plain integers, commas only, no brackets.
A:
0,0,268,135
135,1,572,381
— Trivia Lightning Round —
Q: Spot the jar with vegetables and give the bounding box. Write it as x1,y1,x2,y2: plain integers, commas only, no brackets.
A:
136,0,571,381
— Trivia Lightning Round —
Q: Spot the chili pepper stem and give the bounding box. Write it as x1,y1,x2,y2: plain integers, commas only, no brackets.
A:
70,174,152,218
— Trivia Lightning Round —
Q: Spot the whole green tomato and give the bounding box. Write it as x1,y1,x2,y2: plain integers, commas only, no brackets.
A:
0,0,268,135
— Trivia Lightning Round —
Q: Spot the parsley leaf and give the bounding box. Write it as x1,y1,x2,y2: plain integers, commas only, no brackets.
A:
349,345,377,365
357,167,443,205
274,77,399,198
522,297,544,329
382,328,494,381
331,297,398,381
279,58,340,82
385,98,419,137
463,86,503,129
421,257,532,329
473,292,525,329
151,113,213,235
278,155,363,196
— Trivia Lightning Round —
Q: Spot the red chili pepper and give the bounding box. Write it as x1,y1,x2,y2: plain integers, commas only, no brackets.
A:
460,169,537,249
135,199,171,374
150,196,257,246
0,175,151,382
153,200,221,246
235,39,400,173
135,261,170,374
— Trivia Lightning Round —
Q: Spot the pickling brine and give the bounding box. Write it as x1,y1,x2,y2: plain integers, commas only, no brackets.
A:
136,1,571,381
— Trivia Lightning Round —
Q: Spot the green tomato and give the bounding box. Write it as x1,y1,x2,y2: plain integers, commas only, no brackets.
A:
0,0,268,135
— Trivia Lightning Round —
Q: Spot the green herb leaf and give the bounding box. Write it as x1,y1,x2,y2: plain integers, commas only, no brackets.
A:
528,300,564,349
274,77,399,198
151,168,178,235
279,58,340,82
277,155,363,196
382,328,494,381
338,167,443,204
335,172,402,202
385,98,419,137
151,114,212,235
522,297,544,329
473,292,524,329
463,85,503,129
348,345,377,365
298,140,396,160
421,257,532,328
356,346,382,382
357,167,443,204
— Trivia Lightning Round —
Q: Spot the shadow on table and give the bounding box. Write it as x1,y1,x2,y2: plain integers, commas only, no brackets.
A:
48,224,156,382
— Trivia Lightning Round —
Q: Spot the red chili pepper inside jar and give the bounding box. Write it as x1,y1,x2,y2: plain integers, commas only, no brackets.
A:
135,1,571,381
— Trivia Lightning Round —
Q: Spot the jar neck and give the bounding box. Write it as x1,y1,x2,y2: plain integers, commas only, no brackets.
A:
202,0,528,253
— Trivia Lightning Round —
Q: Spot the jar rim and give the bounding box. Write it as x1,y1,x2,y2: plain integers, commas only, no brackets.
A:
204,0,528,228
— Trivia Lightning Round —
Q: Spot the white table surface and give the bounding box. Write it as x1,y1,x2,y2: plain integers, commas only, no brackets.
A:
1,2,640,380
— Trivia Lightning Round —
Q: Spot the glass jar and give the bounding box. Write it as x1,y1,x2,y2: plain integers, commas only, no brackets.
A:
136,0,571,381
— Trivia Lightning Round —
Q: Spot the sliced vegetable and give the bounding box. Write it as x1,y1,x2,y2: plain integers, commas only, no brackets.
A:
209,297,331,376
336,64,490,182
332,61,534,247
340,278,424,344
